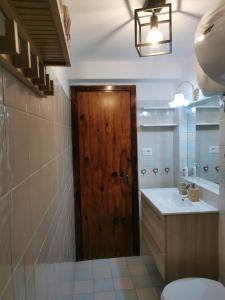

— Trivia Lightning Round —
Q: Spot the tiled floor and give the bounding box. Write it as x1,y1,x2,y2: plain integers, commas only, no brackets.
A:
72,256,164,300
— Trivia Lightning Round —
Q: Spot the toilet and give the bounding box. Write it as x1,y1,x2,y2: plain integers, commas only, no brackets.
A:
161,278,225,300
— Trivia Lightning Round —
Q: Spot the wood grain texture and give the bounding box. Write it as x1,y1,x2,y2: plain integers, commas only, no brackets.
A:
142,221,166,279
142,198,165,252
141,193,218,282
71,86,139,260
166,213,218,281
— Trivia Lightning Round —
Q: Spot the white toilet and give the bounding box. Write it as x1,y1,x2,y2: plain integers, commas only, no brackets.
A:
161,278,225,300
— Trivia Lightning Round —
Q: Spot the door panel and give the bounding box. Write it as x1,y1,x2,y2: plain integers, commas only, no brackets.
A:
72,86,139,260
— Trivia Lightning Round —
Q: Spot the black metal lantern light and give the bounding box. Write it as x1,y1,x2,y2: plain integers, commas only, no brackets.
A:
135,0,172,57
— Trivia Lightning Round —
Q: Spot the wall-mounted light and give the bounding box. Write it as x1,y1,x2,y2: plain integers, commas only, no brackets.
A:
169,81,200,108
135,0,172,57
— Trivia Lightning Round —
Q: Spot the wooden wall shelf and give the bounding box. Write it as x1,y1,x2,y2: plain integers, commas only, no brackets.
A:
0,54,44,97
0,0,70,97
11,0,70,66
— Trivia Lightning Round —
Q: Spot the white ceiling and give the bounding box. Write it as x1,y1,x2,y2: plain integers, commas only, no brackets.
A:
67,0,219,63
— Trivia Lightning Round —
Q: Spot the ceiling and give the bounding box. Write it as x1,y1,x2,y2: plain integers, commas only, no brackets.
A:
67,0,219,63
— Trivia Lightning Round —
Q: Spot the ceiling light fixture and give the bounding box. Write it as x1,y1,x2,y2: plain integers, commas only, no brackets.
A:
135,0,172,57
169,81,200,108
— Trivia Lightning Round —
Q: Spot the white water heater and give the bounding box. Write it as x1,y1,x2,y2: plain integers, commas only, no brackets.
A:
195,0,225,95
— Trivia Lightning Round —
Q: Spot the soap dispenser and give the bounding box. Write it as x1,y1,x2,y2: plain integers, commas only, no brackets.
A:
192,163,197,177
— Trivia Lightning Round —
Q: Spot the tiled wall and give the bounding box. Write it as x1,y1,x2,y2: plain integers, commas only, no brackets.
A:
136,83,176,190
196,129,220,183
0,67,75,299
219,107,225,285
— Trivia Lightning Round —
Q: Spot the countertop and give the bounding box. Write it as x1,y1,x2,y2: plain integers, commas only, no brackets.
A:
141,188,218,215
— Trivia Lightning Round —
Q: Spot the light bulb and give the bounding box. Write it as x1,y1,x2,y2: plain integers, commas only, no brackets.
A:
141,110,149,117
169,93,191,108
146,27,163,45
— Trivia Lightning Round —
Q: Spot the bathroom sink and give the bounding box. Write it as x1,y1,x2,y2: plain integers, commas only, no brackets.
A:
141,188,218,215
156,191,193,207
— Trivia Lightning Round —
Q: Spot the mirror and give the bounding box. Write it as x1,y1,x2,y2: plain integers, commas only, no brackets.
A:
186,96,220,184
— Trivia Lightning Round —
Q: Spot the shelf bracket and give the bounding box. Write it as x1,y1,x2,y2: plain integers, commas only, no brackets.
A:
13,39,31,69
39,74,50,92
24,55,40,79
0,19,19,54
45,80,54,96
33,63,46,86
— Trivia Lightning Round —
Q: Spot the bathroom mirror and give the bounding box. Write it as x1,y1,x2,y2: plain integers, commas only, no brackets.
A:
186,96,220,185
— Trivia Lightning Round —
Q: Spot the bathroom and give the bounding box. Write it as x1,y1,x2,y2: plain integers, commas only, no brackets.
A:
0,0,225,299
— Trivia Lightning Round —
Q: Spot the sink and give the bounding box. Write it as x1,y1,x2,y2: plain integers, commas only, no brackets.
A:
141,188,218,215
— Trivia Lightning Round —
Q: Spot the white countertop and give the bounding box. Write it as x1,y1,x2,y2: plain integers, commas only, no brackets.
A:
141,188,218,215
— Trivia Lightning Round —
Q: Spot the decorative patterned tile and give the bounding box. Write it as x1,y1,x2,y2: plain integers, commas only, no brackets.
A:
113,277,133,290
93,267,111,279
75,269,93,281
136,288,160,300
126,257,143,265
115,290,138,300
92,259,110,268
149,274,164,287
145,263,159,274
132,275,153,289
128,264,148,276
141,256,154,265
74,293,93,300
94,291,116,300
110,258,127,267
94,278,114,292
111,266,130,278
74,281,94,294
76,261,92,271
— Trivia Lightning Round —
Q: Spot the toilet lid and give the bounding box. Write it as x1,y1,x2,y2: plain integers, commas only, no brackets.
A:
162,278,225,300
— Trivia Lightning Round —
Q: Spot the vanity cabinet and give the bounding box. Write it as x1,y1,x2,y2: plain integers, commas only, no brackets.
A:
141,193,218,283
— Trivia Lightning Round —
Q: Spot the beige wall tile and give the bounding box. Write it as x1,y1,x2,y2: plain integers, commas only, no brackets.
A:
27,92,41,117
28,114,42,173
39,119,51,165
6,107,30,189
28,171,44,233
0,67,74,297
1,281,14,300
12,262,26,300
0,67,3,105
3,71,28,112
0,105,8,196
10,179,32,268
39,98,50,120
0,193,12,295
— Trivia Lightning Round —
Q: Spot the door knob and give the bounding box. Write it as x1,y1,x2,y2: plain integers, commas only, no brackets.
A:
113,217,119,226
124,174,129,183
120,172,129,183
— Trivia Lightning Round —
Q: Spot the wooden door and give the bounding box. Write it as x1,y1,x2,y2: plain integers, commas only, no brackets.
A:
71,86,139,260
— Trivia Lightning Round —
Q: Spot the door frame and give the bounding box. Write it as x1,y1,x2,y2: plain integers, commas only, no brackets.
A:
71,85,139,261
